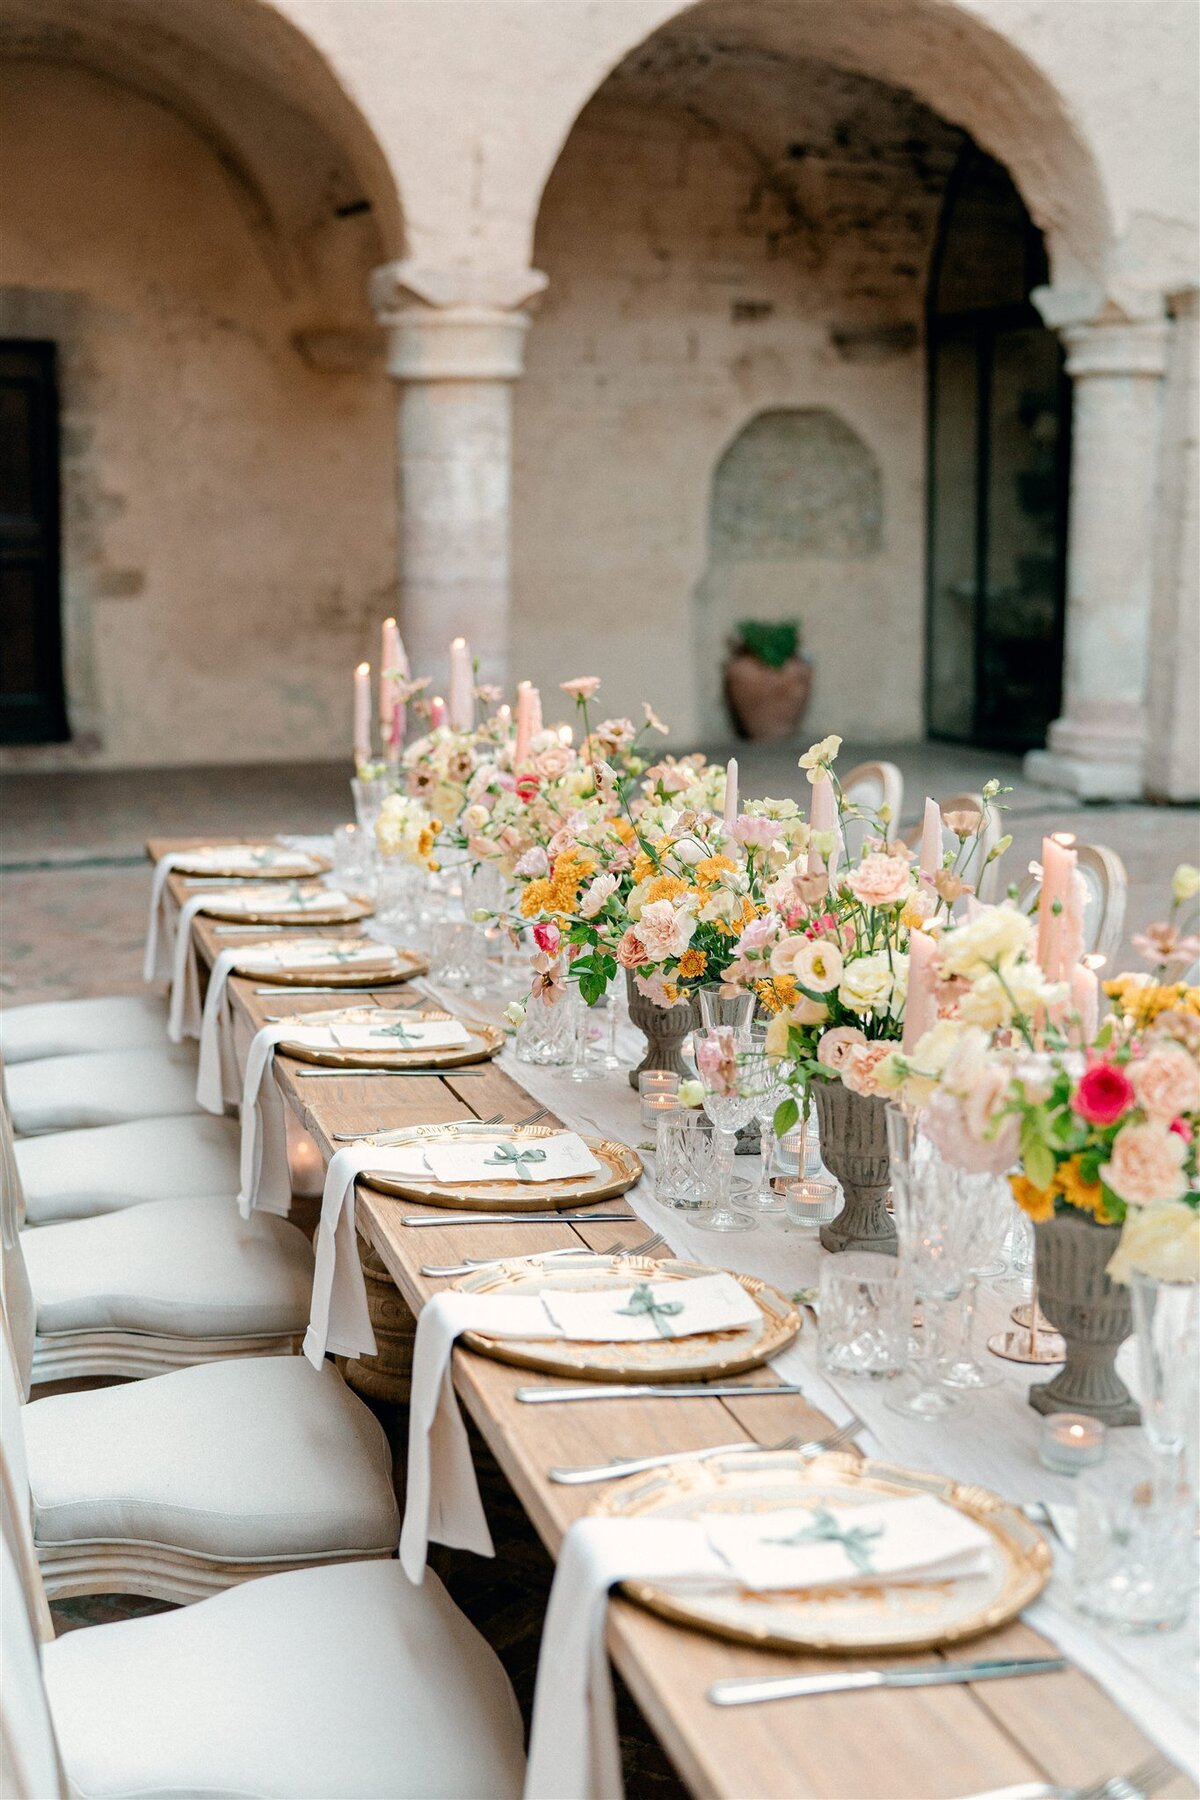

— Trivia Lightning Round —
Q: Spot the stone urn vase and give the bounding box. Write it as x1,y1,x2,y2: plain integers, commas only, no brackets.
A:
1030,1212,1140,1425
724,652,812,742
625,970,700,1089
814,1080,897,1255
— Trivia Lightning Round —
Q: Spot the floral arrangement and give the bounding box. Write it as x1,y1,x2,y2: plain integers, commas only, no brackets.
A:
374,793,441,869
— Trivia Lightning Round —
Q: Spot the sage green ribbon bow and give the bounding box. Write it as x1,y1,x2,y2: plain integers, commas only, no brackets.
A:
250,849,281,867
768,1506,883,1575
616,1281,685,1339
370,1018,417,1047
484,1143,548,1183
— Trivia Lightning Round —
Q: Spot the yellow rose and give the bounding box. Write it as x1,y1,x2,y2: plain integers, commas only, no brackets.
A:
1108,1201,1200,1284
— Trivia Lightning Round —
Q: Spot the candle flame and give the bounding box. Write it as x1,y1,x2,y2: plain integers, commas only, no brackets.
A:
356,661,370,675
1051,831,1077,847
451,636,466,650
383,616,396,629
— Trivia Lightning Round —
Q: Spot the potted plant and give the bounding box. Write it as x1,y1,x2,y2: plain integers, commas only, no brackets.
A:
724,620,812,741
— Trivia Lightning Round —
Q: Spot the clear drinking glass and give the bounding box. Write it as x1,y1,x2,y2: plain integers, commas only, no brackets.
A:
515,982,575,1065
570,992,607,1083
1131,1273,1200,1493
331,823,369,893
698,989,756,1035
740,1046,788,1214
375,856,419,936
885,1105,978,1419
351,775,389,833
1074,1462,1193,1633
818,1255,913,1381
654,1111,719,1211
429,918,481,988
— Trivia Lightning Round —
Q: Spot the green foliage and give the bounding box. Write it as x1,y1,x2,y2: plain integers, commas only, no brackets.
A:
774,1096,800,1138
736,619,801,670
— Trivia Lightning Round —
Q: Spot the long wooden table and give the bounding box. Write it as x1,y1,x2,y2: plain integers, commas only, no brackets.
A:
152,839,1194,1800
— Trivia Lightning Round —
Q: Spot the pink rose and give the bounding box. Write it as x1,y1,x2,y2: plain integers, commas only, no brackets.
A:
841,1042,893,1097
1074,1061,1136,1127
535,743,575,780
1129,1044,1200,1124
732,815,782,848
532,921,561,956
923,1089,1020,1175
817,1025,868,1072
616,927,647,970
1100,1122,1189,1207
845,853,913,910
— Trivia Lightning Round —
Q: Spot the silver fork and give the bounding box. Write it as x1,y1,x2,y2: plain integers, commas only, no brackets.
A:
332,1104,548,1144
549,1414,863,1485
421,1228,665,1280
1076,1753,1179,1800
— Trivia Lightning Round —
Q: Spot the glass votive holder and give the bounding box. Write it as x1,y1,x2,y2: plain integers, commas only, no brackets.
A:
639,1071,681,1126
818,1254,913,1381
1038,1412,1108,1475
1073,1463,1192,1633
784,1179,839,1233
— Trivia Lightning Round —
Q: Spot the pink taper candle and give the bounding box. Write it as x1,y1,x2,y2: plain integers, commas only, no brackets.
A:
806,771,839,886
1037,835,1078,981
1070,960,1100,1045
380,618,405,760
723,757,738,829
429,695,448,730
918,798,943,877
448,637,473,732
353,662,371,768
514,682,534,764
901,926,938,1054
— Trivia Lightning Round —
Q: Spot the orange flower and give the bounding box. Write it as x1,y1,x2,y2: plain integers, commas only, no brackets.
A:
631,851,657,884
520,879,554,918
677,948,708,980
643,874,691,907
1057,1156,1116,1224
755,975,797,1015
1010,1173,1056,1222
695,854,736,886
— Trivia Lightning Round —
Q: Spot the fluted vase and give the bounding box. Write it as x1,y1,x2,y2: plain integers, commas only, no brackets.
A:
1030,1212,1139,1425
814,1080,897,1255
625,971,701,1088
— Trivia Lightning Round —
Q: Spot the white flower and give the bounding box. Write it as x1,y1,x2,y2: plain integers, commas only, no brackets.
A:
798,735,843,783
937,904,1035,979
1172,864,1200,905
838,950,908,1019
579,872,618,918
900,1018,967,1102
772,935,844,994
1108,1202,1200,1284
636,899,696,962
958,960,1065,1031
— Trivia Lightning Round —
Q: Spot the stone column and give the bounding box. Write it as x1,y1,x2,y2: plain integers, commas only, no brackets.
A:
1024,285,1170,802
1144,289,1199,802
370,262,547,695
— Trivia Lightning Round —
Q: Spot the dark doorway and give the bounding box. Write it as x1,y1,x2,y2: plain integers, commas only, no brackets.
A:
925,148,1070,753
0,341,68,743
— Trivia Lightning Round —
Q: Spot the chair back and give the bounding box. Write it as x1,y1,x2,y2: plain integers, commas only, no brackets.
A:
0,1307,56,1650
0,1531,65,1800
840,762,904,861
1016,841,1128,964
0,1107,34,1398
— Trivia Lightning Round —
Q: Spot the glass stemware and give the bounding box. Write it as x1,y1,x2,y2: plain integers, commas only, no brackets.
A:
884,1105,978,1418
1131,1272,1200,1497
698,989,756,1035
694,1028,758,1234
741,1044,788,1214
939,1174,1012,1390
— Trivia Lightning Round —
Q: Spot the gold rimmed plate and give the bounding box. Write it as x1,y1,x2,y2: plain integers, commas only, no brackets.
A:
360,1122,642,1212
455,1254,798,1379
171,843,331,879
232,939,428,988
200,886,373,926
275,1006,502,1070
596,1453,1050,1653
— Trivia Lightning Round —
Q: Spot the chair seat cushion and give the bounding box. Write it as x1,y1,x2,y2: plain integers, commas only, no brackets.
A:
6,1044,201,1136
24,1356,399,1560
23,1198,314,1339
15,1115,241,1224
0,994,167,1064
44,1559,525,1799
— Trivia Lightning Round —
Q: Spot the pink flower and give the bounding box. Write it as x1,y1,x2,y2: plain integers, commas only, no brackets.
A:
1100,1122,1189,1207
1128,1044,1200,1124
529,952,566,1005
923,1090,1020,1175
735,915,775,955
616,927,647,970
580,872,618,919
846,852,913,910
841,1042,893,1097
633,970,677,1007
1169,1116,1194,1143
635,899,696,963
731,815,782,848
816,1025,868,1072
560,677,601,701
532,921,561,957
1073,1061,1136,1127
696,1027,739,1095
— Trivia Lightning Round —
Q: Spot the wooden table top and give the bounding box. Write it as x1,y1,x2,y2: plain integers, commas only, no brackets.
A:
151,840,1193,1800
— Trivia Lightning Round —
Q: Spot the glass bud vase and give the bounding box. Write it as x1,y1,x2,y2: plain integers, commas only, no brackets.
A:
515,975,575,1066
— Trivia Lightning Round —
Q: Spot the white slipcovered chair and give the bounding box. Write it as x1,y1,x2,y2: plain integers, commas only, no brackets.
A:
1,1104,312,1384
14,1113,241,1224
3,1042,203,1137
1016,841,1128,963
840,760,904,861
0,1387,525,1800
0,993,167,1065
1,1293,400,1603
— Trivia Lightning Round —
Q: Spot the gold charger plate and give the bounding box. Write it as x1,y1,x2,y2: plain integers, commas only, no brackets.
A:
360,1122,642,1213
200,886,374,926
233,940,428,988
597,1452,1050,1653
455,1253,799,1380
275,1005,502,1069
172,844,331,879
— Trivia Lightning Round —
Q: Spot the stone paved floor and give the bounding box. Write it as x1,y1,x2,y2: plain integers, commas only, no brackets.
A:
2,747,1196,1006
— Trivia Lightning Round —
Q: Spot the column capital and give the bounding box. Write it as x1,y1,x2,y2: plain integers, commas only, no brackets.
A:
369,260,548,381
1032,280,1170,377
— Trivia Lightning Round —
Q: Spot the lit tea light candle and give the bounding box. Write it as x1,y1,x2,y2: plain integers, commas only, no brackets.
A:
784,1179,839,1231
639,1070,681,1124
1039,1411,1107,1474
641,1092,682,1125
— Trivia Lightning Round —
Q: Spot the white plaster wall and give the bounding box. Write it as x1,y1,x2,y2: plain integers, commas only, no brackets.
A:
0,61,395,767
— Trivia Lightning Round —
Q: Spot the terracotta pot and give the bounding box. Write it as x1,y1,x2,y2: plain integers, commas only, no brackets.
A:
1030,1211,1139,1426
724,653,813,742
813,1081,897,1255
625,971,700,1089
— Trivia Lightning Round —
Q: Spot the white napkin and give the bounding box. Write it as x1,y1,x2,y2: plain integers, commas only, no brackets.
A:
236,1023,303,1217
144,853,187,983
399,1273,759,1584
195,946,245,1113
166,892,245,1040
327,1017,471,1052
210,884,351,916
422,1132,602,1185
542,1272,760,1342
241,940,397,972
174,845,303,873
526,1498,993,1800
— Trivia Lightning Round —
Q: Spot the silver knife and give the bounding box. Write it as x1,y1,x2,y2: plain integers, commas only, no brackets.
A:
400,1211,632,1227
517,1382,808,1403
294,1068,484,1078
253,985,410,996
708,1657,1065,1707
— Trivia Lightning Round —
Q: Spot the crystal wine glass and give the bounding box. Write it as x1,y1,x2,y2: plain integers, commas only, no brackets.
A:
741,1043,788,1214
938,1172,1011,1390
884,1105,978,1418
